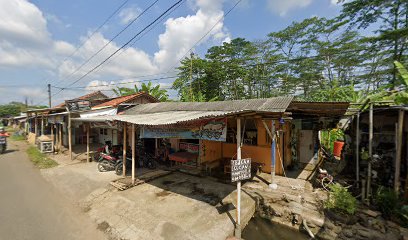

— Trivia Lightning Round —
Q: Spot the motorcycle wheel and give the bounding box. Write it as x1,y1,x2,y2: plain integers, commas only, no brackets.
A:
115,164,123,176
98,160,109,172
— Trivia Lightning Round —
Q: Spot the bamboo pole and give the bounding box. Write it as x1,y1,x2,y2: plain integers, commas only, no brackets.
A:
367,103,373,202
59,124,62,152
394,109,404,192
132,124,135,185
123,123,127,177
356,112,360,188
87,123,90,163
68,113,72,160
235,118,241,238
51,124,54,152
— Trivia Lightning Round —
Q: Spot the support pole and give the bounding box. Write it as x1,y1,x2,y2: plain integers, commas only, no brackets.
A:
59,124,62,152
34,116,38,137
51,124,54,152
131,124,135,185
235,118,241,238
41,117,44,135
86,123,90,163
68,113,72,160
270,120,277,189
356,112,360,188
394,109,404,193
367,103,373,202
123,123,127,177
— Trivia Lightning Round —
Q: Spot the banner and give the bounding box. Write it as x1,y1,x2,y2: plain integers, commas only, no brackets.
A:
48,115,64,124
141,118,227,141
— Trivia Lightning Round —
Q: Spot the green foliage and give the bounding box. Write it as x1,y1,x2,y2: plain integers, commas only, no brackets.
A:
113,81,169,101
375,186,400,218
26,146,58,169
325,183,357,215
321,129,344,153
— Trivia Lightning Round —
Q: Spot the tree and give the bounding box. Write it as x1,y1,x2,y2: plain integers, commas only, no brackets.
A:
113,81,169,101
339,0,408,87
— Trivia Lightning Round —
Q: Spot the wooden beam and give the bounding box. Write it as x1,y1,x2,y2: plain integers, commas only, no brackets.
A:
123,123,127,177
394,109,404,193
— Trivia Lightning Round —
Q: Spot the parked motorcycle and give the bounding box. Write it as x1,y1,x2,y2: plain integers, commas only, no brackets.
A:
97,152,121,172
115,157,132,175
0,136,6,154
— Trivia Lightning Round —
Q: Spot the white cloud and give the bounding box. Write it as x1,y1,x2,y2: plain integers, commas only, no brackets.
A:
267,0,313,16
118,6,142,25
154,0,230,70
0,0,231,103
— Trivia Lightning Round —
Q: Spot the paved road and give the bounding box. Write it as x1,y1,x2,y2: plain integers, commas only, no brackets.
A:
0,141,107,240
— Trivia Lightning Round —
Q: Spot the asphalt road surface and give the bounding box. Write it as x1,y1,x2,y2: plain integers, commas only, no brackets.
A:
0,141,107,240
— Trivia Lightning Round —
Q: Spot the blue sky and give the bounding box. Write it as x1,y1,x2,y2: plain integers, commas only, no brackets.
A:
0,0,342,105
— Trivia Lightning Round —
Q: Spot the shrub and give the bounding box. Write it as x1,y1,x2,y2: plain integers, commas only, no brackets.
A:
374,186,399,218
325,183,357,215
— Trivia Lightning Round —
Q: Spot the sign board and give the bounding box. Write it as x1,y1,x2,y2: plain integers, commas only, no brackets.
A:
48,115,64,124
141,118,227,141
65,100,91,112
231,158,251,182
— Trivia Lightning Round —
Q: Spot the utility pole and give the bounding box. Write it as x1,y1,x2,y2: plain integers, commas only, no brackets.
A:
47,84,51,108
189,52,194,101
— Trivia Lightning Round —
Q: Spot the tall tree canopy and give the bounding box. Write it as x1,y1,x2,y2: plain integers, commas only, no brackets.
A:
172,0,408,103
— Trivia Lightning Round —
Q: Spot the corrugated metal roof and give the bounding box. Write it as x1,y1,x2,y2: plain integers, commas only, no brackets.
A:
92,92,157,109
124,96,293,114
113,110,241,125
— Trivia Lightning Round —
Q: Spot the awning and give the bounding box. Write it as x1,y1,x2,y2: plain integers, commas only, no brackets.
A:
113,110,237,126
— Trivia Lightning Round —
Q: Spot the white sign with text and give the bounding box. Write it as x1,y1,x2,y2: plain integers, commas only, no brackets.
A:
231,158,251,182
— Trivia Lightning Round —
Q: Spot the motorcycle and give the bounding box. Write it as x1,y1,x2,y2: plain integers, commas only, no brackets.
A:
97,152,121,172
0,136,6,154
115,157,132,175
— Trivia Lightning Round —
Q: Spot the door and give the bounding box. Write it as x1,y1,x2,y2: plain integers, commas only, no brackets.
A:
298,130,315,164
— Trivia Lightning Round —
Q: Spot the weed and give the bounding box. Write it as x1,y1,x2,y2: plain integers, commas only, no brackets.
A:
26,146,58,169
325,183,357,215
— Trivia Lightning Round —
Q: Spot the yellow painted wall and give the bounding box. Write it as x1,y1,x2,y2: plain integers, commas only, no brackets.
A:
201,140,223,163
221,143,283,175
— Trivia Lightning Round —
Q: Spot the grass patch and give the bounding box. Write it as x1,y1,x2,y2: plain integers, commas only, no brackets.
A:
26,146,58,169
10,135,25,141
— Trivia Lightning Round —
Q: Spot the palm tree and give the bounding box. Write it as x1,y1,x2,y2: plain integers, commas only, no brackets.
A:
113,81,169,102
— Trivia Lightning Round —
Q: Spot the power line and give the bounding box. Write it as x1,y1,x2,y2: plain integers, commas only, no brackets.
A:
53,0,159,86
52,75,178,89
38,0,184,106
45,0,131,86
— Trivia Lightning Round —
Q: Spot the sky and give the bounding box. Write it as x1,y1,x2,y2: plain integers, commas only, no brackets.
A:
0,0,343,106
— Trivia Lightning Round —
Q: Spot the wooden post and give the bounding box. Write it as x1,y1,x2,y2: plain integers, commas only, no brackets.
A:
41,116,44,135
394,109,404,192
235,117,241,238
123,123,127,177
34,115,38,137
132,124,135,185
51,124,54,152
270,120,276,188
356,112,360,188
367,103,373,202
68,113,72,160
86,123,90,163
59,124,62,151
